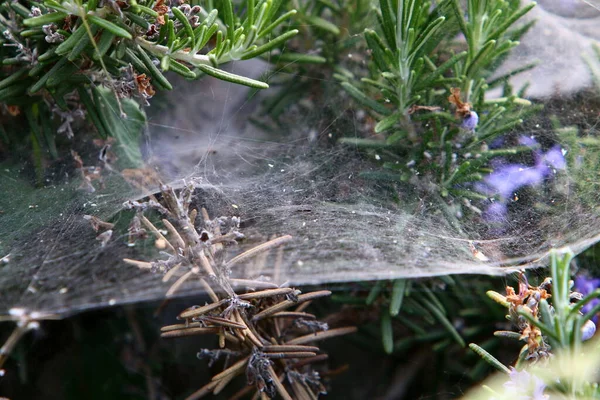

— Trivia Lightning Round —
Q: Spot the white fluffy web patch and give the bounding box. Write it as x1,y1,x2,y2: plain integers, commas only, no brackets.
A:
2,1,600,319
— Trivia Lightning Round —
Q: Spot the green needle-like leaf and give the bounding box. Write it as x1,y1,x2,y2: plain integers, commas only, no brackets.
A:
468,343,510,374
390,279,407,317
87,15,132,39
241,30,298,60
23,11,68,27
381,312,394,354
196,64,268,88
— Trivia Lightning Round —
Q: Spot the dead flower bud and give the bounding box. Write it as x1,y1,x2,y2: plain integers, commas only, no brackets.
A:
42,24,64,43
29,6,42,17
247,350,276,398
96,230,113,248
83,215,115,232
71,150,104,192
127,215,147,246
153,0,169,25
146,24,159,39
6,105,20,116
448,87,472,119
135,73,155,100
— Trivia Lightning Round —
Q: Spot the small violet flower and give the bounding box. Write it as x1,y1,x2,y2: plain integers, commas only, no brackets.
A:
481,164,546,199
482,201,507,223
478,136,566,224
575,275,600,325
499,367,548,400
461,110,479,131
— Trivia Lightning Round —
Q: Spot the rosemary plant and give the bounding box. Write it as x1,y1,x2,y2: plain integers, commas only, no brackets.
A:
253,0,372,130
338,0,539,200
0,0,298,162
471,249,600,398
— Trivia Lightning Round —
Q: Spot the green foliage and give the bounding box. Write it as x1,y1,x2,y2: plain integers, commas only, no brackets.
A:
337,275,507,366
472,248,600,398
338,0,538,200
254,0,372,125
0,0,298,162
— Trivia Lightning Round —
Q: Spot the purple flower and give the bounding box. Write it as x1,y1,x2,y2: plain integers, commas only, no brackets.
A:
477,136,567,224
489,136,505,149
501,367,548,400
483,164,545,199
575,275,600,324
480,137,566,200
518,135,539,148
582,319,597,341
540,145,567,170
460,111,479,131
482,201,507,223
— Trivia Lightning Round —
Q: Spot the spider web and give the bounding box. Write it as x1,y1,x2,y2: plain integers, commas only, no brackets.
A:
2,0,600,319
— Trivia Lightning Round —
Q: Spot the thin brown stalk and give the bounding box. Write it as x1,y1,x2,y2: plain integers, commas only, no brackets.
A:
232,326,247,343
224,332,241,344
252,291,332,321
161,327,220,338
197,252,216,277
228,383,255,400
265,352,317,359
219,329,226,348
271,312,316,319
267,364,293,400
162,218,186,250
233,310,263,347
210,356,249,382
290,379,315,400
162,263,182,282
199,278,219,303
140,214,176,253
273,315,282,339
189,208,198,224
210,232,244,245
238,288,296,300
200,207,210,222
225,235,293,269
230,279,279,290
285,327,358,345
295,301,312,313
0,322,36,369
199,316,246,329
123,258,152,270
288,354,329,369
262,345,319,353
179,299,228,319
161,322,202,332
166,270,195,297
185,380,220,400
84,215,115,231
213,369,238,395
